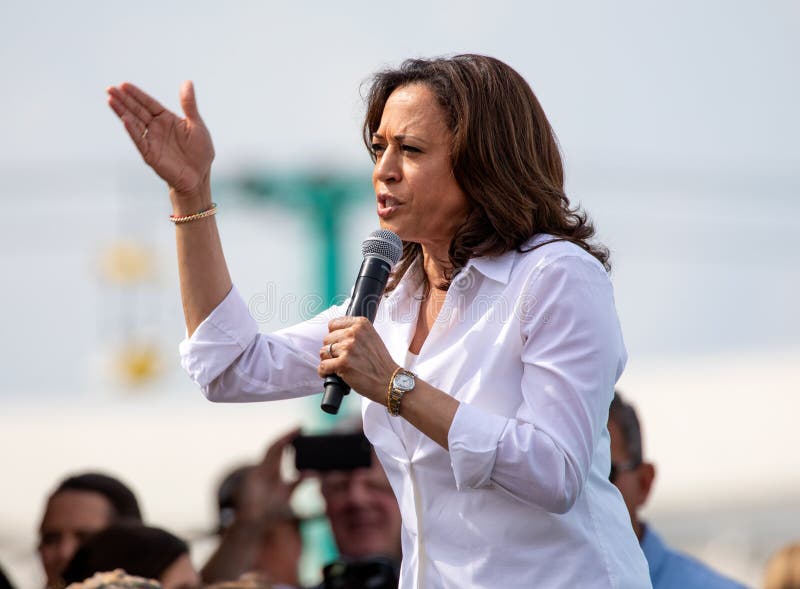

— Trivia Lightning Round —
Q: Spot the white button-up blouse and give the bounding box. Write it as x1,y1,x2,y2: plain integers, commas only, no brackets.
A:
180,236,652,588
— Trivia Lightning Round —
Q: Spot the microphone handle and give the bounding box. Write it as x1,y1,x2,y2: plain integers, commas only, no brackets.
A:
321,375,349,414
320,256,391,415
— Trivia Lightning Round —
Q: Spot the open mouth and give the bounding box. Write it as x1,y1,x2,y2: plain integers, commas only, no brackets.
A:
377,194,401,217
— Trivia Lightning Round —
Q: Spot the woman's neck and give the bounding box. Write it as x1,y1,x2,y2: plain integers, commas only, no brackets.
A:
420,243,453,289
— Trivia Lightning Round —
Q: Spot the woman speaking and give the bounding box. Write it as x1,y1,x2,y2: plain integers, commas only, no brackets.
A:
107,54,651,588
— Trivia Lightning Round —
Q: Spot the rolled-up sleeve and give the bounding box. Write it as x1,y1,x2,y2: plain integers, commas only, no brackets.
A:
447,254,626,513
179,285,347,403
448,402,508,489
179,286,259,388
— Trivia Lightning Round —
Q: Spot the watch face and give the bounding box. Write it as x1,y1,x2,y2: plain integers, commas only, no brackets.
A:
393,372,415,390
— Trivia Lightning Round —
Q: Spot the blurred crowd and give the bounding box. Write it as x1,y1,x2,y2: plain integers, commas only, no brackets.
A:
1,399,797,589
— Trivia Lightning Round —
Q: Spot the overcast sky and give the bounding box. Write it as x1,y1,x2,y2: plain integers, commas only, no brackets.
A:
1,1,797,172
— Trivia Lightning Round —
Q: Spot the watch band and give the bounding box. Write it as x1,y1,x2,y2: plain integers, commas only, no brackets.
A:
386,367,403,415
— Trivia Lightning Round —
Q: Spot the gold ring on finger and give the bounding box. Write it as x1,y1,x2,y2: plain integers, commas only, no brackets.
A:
141,126,149,140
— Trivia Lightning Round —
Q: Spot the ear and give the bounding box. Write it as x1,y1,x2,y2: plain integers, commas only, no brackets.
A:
636,462,656,507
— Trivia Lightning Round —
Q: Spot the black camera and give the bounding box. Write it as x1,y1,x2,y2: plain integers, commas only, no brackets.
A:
322,556,399,589
292,432,372,472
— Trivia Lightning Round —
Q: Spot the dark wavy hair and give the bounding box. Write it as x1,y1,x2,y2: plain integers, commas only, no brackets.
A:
363,54,609,291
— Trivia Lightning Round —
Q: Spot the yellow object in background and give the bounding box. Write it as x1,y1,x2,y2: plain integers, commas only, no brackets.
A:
99,241,155,285
115,340,162,385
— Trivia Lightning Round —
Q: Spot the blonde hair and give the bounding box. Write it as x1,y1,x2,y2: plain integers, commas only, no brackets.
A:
764,542,800,589
65,569,160,589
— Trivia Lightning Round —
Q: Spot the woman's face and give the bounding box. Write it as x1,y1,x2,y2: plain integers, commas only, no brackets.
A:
371,83,469,253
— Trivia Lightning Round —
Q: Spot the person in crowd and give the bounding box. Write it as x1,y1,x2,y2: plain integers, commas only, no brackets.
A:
107,54,650,587
318,447,402,565
763,541,800,589
608,391,748,588
315,456,401,589
61,522,199,589
38,472,143,588
202,425,401,588
202,430,303,588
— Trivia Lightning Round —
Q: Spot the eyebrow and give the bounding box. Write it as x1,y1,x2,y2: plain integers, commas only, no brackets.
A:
371,132,428,144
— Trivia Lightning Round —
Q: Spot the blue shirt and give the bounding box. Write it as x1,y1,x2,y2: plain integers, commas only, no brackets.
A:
641,525,749,589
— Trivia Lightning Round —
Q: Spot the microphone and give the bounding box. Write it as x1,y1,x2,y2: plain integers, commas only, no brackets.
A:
321,229,403,414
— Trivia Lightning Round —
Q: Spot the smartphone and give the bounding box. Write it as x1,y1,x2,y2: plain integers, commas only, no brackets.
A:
292,432,372,472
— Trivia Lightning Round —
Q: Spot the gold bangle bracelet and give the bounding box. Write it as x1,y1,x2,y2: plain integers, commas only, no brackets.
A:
170,203,217,224
386,366,403,413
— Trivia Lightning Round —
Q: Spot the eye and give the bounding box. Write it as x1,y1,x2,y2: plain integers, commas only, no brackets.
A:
401,144,422,154
370,143,386,156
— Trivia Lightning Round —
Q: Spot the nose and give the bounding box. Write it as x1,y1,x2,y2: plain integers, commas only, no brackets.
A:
344,479,372,506
373,146,401,185
55,536,80,572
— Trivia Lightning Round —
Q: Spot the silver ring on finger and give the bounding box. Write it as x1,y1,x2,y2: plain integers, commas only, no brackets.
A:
328,342,336,358
141,126,149,140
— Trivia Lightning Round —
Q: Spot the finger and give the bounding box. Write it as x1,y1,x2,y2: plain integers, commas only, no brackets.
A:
179,80,203,123
108,85,155,127
263,427,301,461
120,112,149,154
328,316,358,332
111,86,159,126
107,89,144,127
318,358,342,378
259,427,301,471
119,81,167,116
319,343,338,360
107,92,129,120
322,327,351,346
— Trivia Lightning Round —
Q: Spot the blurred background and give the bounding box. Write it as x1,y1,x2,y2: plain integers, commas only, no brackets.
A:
1,1,797,587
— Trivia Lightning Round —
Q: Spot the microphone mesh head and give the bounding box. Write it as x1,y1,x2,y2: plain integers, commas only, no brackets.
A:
361,229,403,266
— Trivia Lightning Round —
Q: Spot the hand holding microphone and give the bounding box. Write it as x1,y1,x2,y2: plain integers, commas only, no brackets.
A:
319,230,402,414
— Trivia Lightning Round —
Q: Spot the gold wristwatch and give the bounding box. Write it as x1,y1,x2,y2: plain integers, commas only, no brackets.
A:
387,368,416,416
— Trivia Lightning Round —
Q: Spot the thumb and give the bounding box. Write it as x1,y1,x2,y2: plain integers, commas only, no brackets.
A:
179,80,203,122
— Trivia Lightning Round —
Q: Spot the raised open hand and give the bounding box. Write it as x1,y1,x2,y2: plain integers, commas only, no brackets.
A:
236,428,303,524
107,81,214,198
